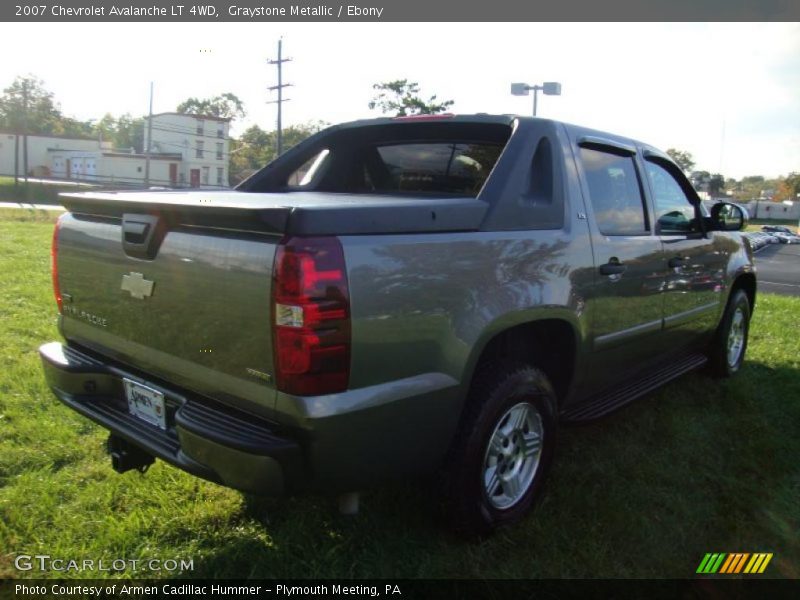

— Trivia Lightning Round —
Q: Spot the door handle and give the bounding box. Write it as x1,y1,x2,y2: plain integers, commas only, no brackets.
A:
668,256,688,269
599,260,627,276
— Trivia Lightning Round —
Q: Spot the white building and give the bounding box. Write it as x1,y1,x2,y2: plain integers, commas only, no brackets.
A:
0,132,107,177
746,199,800,222
49,149,182,187
143,112,231,188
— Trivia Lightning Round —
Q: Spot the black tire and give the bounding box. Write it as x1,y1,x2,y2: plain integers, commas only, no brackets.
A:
708,289,751,378
442,362,557,536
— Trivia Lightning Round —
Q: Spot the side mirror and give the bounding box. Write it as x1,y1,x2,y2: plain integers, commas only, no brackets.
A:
710,202,748,231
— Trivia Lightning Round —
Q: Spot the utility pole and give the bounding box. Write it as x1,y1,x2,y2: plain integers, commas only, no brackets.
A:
22,79,28,183
13,133,19,187
144,82,153,187
267,38,292,156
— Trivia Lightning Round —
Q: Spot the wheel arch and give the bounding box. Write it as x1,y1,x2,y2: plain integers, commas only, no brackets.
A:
730,272,756,315
462,317,579,413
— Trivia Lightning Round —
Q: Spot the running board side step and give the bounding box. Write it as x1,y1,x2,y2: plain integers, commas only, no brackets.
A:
561,353,708,423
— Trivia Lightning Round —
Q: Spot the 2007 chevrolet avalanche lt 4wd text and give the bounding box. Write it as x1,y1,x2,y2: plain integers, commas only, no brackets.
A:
40,114,755,533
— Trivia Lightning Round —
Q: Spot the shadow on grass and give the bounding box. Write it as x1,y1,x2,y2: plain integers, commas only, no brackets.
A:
172,359,799,579
187,480,452,579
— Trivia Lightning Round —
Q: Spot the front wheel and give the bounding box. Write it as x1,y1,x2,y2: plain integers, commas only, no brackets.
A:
442,363,557,535
708,289,751,377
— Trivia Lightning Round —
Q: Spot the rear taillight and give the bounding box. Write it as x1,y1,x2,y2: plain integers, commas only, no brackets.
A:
272,237,350,396
51,214,64,313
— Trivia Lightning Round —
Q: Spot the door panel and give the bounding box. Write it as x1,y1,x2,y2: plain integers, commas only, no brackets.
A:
592,237,665,348
644,158,726,349
575,143,667,392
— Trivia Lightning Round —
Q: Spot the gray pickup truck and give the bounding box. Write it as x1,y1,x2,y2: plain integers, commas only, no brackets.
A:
40,114,755,533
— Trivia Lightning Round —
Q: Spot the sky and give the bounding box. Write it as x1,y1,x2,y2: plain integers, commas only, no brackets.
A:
0,22,798,180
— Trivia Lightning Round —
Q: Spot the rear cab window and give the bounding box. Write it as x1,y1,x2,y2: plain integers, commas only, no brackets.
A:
254,120,513,198
369,143,503,195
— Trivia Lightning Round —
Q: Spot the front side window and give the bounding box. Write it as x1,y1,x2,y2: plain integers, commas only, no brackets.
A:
216,143,223,160
196,141,204,159
645,160,700,234
580,147,648,236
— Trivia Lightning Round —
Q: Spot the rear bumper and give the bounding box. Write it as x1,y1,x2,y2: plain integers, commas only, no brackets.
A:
39,342,303,495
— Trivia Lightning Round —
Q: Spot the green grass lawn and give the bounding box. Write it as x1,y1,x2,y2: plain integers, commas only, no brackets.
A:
0,176,92,206
0,209,798,580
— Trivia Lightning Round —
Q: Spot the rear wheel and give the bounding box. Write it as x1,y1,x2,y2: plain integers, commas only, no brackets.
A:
708,289,751,377
442,363,557,535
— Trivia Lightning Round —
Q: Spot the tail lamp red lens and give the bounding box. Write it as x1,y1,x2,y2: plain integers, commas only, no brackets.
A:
272,237,350,396
51,214,64,313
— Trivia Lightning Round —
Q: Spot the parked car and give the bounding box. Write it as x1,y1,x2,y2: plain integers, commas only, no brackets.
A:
40,114,756,534
761,225,794,235
762,233,780,244
774,231,800,244
743,233,761,251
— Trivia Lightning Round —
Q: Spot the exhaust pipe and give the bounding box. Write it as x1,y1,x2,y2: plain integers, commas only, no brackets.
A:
107,435,155,474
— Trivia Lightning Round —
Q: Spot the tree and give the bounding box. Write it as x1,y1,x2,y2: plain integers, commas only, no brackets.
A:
708,173,725,196
0,75,64,135
113,114,145,152
177,93,246,120
774,172,800,202
92,113,117,142
691,170,710,192
368,79,454,116
666,148,695,173
81,112,144,151
729,175,772,201
229,121,327,184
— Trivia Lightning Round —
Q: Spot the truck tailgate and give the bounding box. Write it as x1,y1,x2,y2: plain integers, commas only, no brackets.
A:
56,211,280,418
54,188,486,419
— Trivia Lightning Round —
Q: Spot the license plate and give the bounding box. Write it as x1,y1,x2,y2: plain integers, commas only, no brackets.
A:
123,378,166,430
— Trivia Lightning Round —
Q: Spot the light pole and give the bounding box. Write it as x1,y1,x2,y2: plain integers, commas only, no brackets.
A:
511,81,562,116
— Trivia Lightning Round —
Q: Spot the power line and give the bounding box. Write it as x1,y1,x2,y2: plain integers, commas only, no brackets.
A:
46,136,238,160
146,139,237,159
148,127,229,141
144,121,232,140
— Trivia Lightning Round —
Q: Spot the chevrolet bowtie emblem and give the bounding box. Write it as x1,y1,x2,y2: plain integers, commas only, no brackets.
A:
121,272,155,299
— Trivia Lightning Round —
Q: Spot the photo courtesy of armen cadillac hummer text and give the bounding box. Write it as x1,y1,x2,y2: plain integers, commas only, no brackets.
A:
40,114,756,534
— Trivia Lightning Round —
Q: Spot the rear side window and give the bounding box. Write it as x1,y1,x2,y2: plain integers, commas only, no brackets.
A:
580,147,648,236
370,143,503,196
288,149,330,186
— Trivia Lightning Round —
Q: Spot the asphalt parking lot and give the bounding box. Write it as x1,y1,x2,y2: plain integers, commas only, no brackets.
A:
755,242,800,297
